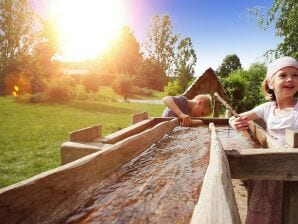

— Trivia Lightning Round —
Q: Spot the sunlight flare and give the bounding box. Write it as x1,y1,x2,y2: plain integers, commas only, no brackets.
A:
49,0,126,61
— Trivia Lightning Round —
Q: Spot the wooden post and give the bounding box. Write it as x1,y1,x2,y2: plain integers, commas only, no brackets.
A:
247,123,298,223
132,111,148,124
69,125,102,142
283,129,298,224
190,123,240,224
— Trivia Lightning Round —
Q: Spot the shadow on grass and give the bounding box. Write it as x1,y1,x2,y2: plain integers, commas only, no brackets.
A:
66,100,137,114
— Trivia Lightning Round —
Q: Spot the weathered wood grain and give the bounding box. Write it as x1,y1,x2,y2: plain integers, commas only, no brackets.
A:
0,118,178,224
227,148,298,181
191,123,240,224
69,125,102,142
132,111,148,124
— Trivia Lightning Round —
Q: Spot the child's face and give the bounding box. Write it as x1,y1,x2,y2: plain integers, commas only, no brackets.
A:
268,66,298,99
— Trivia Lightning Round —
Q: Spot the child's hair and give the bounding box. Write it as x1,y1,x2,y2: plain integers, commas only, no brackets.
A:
262,79,276,101
262,56,298,101
193,94,213,109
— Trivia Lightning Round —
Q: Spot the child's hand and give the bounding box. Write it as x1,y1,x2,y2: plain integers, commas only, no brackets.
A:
178,113,191,126
229,116,248,131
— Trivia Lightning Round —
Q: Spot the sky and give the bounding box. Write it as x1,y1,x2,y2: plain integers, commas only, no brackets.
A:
31,0,281,76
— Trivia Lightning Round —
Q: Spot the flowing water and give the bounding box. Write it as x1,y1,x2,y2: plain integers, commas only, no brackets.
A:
63,124,260,224
63,126,210,224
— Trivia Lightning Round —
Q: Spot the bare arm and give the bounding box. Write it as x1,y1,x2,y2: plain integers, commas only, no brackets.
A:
229,110,259,131
163,96,191,126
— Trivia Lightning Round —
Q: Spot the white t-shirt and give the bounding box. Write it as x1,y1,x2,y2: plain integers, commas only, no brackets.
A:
252,101,298,144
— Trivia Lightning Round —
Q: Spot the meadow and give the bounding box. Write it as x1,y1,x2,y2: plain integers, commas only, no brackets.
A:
0,95,164,188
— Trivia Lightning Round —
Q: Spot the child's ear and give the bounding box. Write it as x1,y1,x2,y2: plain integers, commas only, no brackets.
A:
196,100,202,105
267,79,274,89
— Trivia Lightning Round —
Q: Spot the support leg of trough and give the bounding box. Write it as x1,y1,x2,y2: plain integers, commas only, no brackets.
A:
283,182,298,224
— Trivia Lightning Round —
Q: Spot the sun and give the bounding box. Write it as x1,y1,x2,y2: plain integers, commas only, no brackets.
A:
49,0,126,61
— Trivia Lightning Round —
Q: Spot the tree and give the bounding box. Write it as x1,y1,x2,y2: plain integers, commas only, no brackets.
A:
216,54,242,77
220,70,247,112
0,0,40,94
243,63,266,109
29,20,60,93
174,37,197,91
249,0,298,59
220,63,266,112
97,26,142,76
135,58,166,91
113,74,133,100
145,15,179,76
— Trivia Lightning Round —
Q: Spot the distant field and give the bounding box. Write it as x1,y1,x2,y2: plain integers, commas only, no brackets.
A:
0,96,164,188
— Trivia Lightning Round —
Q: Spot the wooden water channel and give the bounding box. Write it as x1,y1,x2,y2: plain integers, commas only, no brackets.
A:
0,112,297,224
0,69,297,223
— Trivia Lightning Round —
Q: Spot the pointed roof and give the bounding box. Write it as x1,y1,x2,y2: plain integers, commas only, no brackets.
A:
183,67,230,117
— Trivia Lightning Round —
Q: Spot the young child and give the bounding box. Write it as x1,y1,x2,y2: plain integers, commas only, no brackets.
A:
229,56,298,224
162,94,212,126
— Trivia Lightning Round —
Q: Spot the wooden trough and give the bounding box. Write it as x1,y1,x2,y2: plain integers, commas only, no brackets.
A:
0,68,297,223
1,110,297,223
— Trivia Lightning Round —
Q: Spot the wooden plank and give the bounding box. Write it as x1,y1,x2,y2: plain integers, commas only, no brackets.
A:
285,129,298,148
60,142,108,165
132,111,148,124
193,117,229,125
69,125,102,142
246,121,298,223
226,148,298,181
100,118,173,144
0,119,178,224
283,182,298,224
191,123,240,224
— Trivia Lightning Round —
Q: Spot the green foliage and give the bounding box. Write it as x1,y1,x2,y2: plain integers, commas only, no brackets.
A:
81,73,101,93
145,15,179,76
112,74,133,100
0,1,60,95
46,75,75,102
242,63,267,109
131,87,153,97
248,0,298,59
30,93,48,103
174,37,197,91
217,54,242,77
135,58,166,91
164,79,183,96
15,93,32,103
221,63,267,113
0,0,39,94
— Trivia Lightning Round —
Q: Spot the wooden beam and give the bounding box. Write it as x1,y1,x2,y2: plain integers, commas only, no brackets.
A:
132,111,148,124
0,119,178,224
191,123,240,224
226,148,298,181
100,117,174,144
285,129,298,148
69,125,102,142
246,121,298,223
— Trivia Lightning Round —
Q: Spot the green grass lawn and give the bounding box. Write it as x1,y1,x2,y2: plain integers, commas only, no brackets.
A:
0,96,164,188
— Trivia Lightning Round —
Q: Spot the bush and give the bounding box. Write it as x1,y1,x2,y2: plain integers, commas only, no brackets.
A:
81,73,101,92
30,93,48,103
15,93,32,103
164,79,183,96
45,75,75,102
46,85,70,102
131,87,153,96
113,74,133,100
72,84,89,100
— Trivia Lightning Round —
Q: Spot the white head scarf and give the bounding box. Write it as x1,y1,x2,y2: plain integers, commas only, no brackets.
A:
266,56,298,80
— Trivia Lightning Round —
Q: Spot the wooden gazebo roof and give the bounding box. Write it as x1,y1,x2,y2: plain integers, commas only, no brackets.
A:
183,68,229,117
